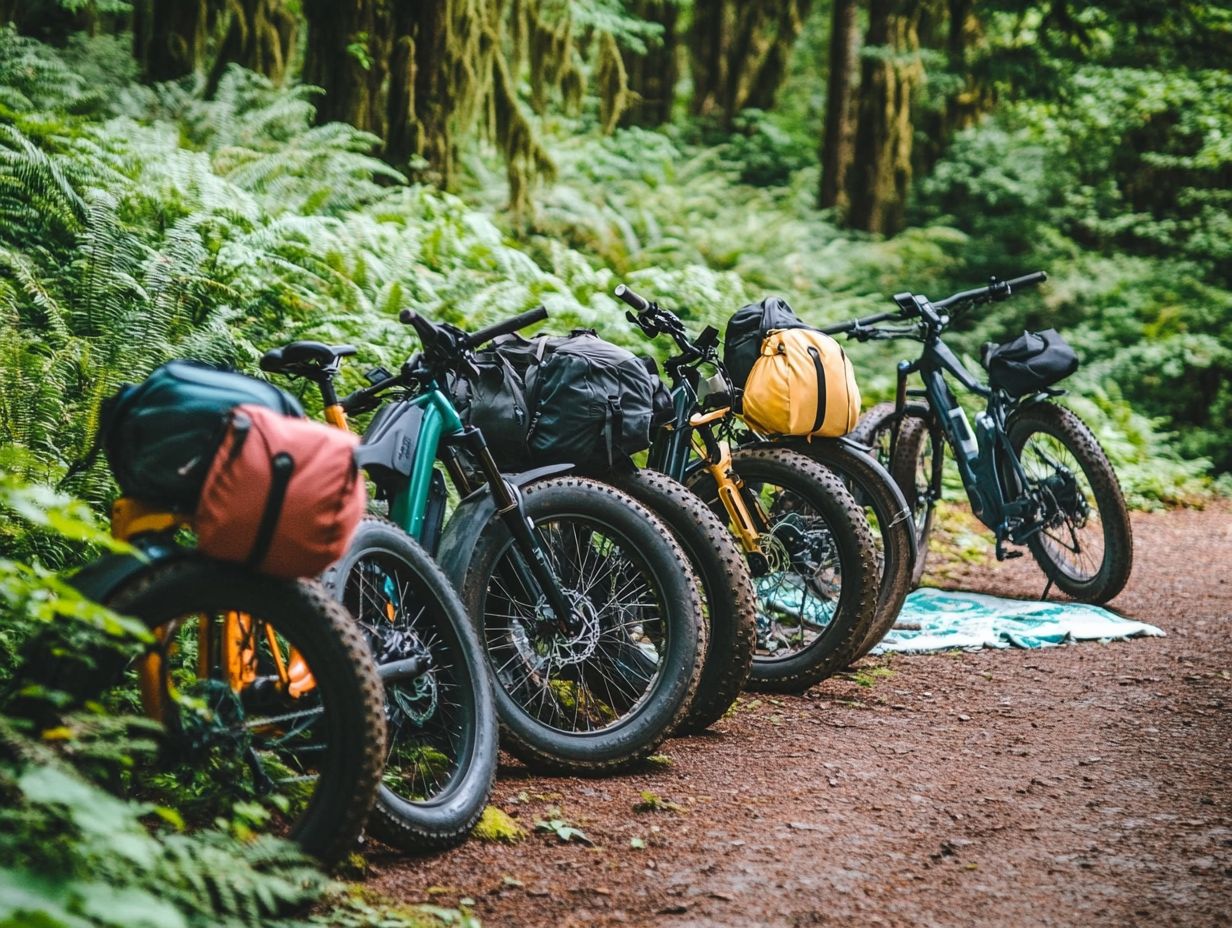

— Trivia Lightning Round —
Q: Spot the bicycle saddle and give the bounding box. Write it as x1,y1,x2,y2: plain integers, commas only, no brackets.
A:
260,341,357,375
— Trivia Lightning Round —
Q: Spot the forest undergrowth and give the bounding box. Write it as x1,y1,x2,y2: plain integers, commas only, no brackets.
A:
0,15,1228,927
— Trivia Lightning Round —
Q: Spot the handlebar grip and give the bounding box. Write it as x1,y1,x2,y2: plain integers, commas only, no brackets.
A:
1005,271,1048,291
338,380,384,414
462,305,548,350
399,310,440,347
614,284,651,313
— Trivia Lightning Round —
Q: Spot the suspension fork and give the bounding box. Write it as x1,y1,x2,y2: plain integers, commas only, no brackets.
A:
688,414,766,556
455,428,579,635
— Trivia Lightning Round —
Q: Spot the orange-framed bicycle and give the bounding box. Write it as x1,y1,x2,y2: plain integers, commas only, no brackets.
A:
14,494,387,864
613,283,881,693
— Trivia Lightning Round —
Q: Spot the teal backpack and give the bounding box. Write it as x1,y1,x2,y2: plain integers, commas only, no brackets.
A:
98,360,303,510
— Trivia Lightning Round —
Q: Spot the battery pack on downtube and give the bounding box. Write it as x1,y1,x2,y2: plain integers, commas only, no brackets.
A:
947,404,979,461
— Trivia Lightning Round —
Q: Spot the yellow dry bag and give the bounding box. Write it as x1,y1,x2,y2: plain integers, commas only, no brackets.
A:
741,328,861,438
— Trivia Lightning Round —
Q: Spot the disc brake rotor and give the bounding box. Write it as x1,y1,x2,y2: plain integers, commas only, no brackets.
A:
528,592,602,671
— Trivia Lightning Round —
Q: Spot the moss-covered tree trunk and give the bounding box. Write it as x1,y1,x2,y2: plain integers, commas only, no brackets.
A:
912,0,986,177
207,0,298,94
384,1,455,184
687,0,726,120
688,0,811,128
302,0,392,134
139,0,213,81
847,0,922,235
819,0,860,210
622,0,681,127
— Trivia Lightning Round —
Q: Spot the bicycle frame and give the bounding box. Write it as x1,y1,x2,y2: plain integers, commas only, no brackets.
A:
893,331,1039,548
113,497,313,721
648,372,767,558
318,369,581,633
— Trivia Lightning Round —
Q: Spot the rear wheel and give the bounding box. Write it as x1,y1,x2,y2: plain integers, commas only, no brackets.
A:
791,439,915,661
1004,403,1133,602
17,559,387,865
460,477,704,773
854,402,940,587
323,518,497,852
604,468,756,734
686,448,879,692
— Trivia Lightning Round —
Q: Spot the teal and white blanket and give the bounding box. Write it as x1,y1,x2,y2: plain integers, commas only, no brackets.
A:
873,587,1164,654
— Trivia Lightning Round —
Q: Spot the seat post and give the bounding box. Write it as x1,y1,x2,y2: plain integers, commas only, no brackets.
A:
318,378,348,430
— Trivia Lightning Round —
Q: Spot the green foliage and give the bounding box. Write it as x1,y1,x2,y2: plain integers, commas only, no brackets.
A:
2,26,1219,511
533,817,593,844
915,60,1232,473
723,109,813,188
0,714,330,928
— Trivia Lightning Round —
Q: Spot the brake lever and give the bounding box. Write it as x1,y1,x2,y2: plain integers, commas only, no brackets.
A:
625,309,662,339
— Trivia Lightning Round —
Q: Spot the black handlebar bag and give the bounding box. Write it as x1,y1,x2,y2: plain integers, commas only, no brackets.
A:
983,329,1079,397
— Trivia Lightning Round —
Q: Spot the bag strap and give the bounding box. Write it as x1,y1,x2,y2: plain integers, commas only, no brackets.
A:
57,388,128,490
604,395,623,467
248,452,295,569
57,434,103,491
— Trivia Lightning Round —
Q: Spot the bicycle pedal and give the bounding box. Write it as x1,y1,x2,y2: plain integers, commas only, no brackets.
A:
1003,549,1024,560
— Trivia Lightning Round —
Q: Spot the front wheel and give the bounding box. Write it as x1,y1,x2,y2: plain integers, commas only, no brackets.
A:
460,477,704,774
686,448,880,693
1004,403,1133,602
322,518,497,852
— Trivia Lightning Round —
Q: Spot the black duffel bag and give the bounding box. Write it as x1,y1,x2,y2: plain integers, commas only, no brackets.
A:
723,295,812,390
982,329,1079,397
454,329,671,470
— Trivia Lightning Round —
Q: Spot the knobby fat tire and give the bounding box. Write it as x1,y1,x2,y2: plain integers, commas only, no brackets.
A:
24,561,387,866
686,447,880,693
460,476,704,773
1005,403,1133,603
321,516,498,852
605,468,757,734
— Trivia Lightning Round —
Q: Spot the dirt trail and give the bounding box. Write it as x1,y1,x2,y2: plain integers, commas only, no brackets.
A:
370,505,1232,927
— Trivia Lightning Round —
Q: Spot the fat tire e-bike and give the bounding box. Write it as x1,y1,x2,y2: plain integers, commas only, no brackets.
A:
614,284,880,692
264,307,703,775
835,272,1133,602
260,342,496,851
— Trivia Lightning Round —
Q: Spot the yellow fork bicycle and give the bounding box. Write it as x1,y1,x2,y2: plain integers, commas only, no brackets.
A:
616,283,881,692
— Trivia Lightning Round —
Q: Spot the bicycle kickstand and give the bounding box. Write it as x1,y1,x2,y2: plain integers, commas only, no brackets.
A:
1039,574,1056,602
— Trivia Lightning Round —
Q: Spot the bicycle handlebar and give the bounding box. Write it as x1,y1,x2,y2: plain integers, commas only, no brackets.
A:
397,305,547,352
462,305,548,349
934,270,1048,309
823,271,1048,336
338,376,393,414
